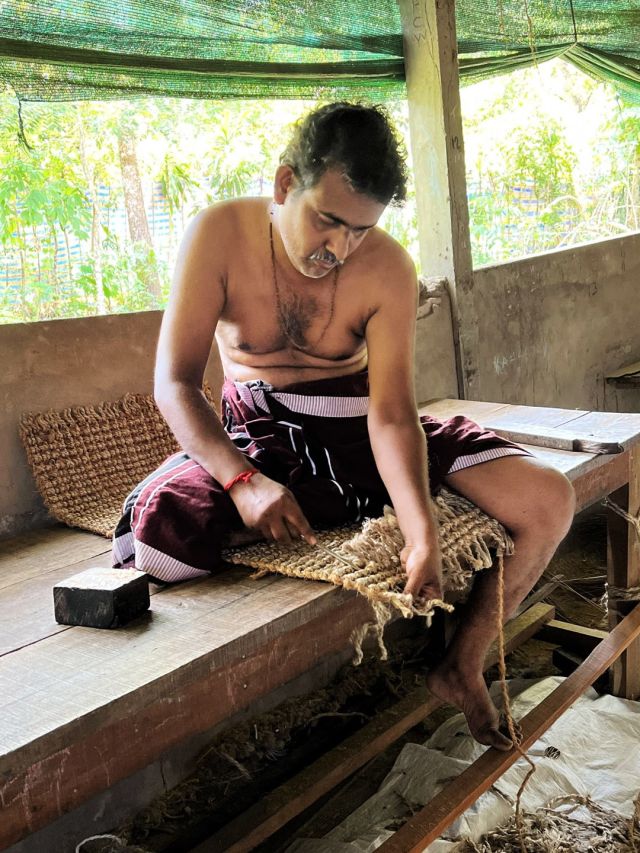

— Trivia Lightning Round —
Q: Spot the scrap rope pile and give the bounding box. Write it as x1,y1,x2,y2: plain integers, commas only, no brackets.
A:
460,794,640,852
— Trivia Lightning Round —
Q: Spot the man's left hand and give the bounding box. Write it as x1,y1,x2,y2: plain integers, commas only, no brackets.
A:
401,541,444,601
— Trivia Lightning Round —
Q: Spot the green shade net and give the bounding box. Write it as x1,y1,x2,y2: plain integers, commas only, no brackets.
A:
1,1,640,102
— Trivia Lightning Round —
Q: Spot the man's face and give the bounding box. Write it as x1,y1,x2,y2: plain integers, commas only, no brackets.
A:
274,166,387,279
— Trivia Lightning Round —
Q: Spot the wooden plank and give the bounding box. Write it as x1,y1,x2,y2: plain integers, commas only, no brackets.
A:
198,604,555,853
0,575,350,762
419,399,509,422
480,403,590,431
0,569,307,761
566,411,640,450
0,591,373,850
572,449,630,512
376,603,640,853
538,619,608,656
487,425,622,455
607,445,640,699
0,526,110,590
418,401,611,483
419,399,591,430
0,550,116,657
0,548,282,658
519,444,598,479
606,359,640,380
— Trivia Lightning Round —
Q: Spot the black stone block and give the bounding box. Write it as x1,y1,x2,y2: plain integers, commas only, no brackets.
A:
53,567,150,628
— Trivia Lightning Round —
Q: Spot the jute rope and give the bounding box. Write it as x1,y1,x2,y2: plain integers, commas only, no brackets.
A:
461,793,640,852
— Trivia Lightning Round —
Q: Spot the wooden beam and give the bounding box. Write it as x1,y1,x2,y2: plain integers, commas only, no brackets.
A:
538,619,608,656
196,603,554,853
607,445,640,699
572,449,630,512
376,603,640,853
398,0,470,396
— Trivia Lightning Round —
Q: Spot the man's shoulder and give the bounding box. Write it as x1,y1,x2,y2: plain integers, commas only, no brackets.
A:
353,227,416,285
194,196,269,230
182,197,270,267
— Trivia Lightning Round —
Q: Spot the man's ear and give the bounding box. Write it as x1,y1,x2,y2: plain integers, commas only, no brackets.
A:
274,164,298,204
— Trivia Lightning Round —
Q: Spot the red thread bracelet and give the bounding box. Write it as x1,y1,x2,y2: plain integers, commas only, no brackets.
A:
223,469,258,492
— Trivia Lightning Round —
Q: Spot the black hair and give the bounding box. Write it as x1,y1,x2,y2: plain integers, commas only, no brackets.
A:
280,102,408,205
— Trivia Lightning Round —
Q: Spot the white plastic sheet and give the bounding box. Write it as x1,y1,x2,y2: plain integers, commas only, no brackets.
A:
286,676,640,852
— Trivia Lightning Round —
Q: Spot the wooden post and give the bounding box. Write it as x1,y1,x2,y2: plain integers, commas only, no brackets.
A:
398,0,473,397
606,445,640,699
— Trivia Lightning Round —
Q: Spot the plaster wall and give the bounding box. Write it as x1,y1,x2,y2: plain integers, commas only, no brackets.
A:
460,233,640,411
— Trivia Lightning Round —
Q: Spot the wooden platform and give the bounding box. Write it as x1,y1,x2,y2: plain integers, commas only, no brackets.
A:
2,397,640,849
0,530,373,849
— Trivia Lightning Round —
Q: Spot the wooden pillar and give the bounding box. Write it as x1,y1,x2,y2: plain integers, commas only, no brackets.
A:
606,445,640,699
398,0,472,398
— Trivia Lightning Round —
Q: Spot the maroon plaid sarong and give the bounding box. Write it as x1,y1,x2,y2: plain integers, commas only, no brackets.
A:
112,372,528,582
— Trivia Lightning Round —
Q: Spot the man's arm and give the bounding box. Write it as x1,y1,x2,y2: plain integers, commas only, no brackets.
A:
154,205,315,545
364,245,442,600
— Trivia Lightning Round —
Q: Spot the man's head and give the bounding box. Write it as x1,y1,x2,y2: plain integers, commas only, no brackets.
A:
279,102,407,206
273,103,407,279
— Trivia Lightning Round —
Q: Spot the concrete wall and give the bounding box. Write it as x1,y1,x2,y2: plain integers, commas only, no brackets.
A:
459,233,640,411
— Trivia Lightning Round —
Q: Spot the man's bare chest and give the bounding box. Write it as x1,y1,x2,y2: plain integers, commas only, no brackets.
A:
218,266,368,361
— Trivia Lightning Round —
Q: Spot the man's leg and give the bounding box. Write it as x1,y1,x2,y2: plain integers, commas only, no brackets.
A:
426,456,576,750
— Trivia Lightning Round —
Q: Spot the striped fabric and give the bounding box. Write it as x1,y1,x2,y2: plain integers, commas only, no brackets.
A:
235,379,369,418
111,371,530,584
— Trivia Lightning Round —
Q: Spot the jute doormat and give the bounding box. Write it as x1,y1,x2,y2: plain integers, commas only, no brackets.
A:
223,489,514,622
20,393,182,538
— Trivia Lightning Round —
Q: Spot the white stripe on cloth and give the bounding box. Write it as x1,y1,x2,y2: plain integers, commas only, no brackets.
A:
324,447,345,495
233,380,369,418
112,531,135,566
446,446,530,474
134,540,209,583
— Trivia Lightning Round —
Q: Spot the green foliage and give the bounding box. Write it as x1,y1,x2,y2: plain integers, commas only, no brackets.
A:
462,60,640,265
0,65,639,323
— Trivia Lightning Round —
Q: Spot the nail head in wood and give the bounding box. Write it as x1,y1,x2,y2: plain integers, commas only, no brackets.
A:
53,567,150,628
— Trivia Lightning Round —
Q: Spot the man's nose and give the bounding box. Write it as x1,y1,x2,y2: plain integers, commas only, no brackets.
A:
326,227,352,263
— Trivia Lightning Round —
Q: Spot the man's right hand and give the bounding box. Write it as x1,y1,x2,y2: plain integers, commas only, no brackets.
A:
230,472,317,546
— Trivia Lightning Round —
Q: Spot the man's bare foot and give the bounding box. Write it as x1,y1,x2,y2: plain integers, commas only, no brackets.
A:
426,664,513,751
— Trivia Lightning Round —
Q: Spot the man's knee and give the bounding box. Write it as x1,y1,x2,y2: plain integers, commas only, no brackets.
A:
517,466,575,543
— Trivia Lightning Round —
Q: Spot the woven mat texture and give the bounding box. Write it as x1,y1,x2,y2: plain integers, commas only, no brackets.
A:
20,393,182,537
223,489,514,619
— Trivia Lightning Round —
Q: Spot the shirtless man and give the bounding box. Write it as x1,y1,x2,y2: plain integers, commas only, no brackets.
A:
113,102,575,750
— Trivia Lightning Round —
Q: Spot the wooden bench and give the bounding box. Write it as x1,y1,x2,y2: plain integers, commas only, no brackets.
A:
2,398,640,850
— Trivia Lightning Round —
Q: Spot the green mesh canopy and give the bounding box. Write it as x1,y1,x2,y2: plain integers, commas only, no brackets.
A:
1,1,640,102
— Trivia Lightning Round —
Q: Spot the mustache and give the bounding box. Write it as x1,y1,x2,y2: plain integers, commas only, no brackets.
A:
308,249,343,266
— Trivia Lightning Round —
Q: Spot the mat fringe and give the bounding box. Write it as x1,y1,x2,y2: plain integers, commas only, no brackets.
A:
224,488,514,623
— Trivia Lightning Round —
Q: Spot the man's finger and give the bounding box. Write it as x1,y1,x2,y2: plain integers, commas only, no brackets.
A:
270,520,293,545
404,577,442,600
284,508,317,546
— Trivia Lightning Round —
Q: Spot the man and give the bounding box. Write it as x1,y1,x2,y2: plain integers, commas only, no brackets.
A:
113,103,575,750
